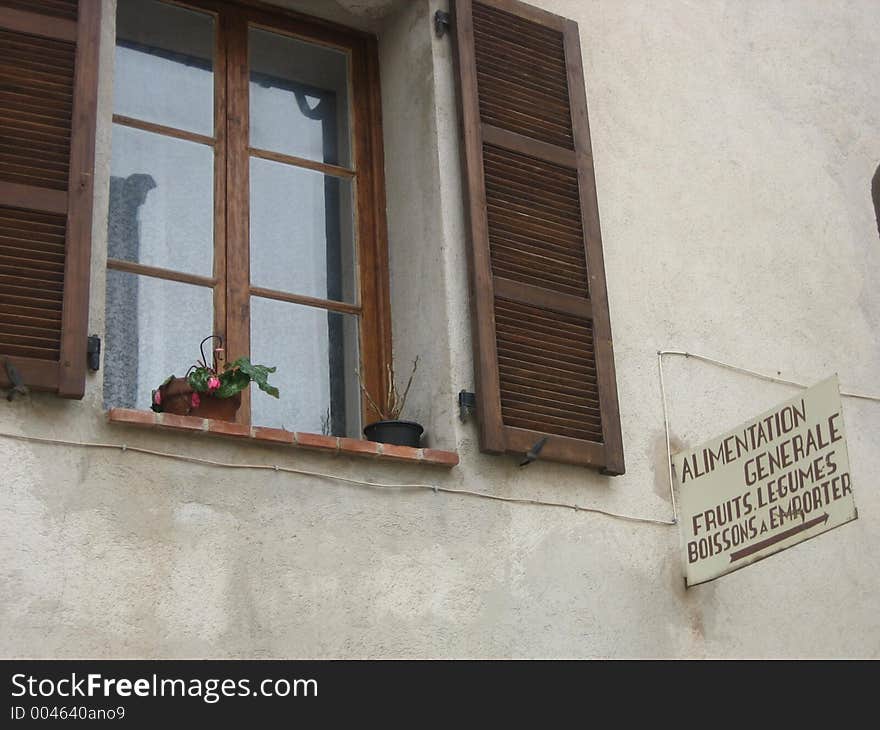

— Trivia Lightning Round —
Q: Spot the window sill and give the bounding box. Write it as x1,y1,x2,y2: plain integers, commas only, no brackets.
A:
107,408,459,468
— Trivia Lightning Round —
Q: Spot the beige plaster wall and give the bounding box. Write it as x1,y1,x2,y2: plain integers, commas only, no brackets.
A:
1,0,878,658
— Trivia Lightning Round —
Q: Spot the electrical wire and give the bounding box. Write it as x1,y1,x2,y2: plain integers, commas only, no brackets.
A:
659,350,880,403
0,430,673,527
1,350,876,530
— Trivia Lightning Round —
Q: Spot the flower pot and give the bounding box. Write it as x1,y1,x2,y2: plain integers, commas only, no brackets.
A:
155,377,241,422
191,391,241,421
363,420,424,448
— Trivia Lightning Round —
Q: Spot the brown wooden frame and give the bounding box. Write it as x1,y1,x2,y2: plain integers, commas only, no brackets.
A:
106,0,391,427
452,0,624,472
0,0,101,398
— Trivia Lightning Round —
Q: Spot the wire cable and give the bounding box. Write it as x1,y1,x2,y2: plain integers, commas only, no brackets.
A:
0,430,674,527
659,350,880,403
2,350,876,530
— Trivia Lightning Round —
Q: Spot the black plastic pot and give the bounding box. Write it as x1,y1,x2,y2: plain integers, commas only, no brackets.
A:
363,420,424,448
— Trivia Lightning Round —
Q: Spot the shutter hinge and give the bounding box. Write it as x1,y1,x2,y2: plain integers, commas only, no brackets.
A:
87,335,101,372
458,390,476,422
434,10,451,38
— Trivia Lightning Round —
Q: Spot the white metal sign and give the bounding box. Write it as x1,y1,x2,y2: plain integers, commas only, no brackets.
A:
674,375,858,587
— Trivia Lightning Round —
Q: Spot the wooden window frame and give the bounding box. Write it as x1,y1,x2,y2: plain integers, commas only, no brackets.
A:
107,0,391,428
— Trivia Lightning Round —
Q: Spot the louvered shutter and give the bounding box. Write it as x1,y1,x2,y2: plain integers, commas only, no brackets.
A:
452,0,624,473
0,0,100,398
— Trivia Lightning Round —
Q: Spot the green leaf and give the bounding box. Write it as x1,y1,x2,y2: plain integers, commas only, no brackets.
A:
215,368,249,399
226,357,280,398
187,367,213,393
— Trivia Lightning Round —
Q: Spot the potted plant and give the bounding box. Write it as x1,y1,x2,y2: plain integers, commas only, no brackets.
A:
150,335,279,422
360,357,423,447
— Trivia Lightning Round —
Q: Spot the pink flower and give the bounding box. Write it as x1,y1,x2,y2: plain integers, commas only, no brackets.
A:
152,390,162,405
191,392,201,408
207,376,221,392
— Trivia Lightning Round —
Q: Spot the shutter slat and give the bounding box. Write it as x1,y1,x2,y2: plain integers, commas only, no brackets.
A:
0,342,61,360
504,416,602,442
496,325,594,362
0,279,64,300
487,226,586,260
0,223,65,241
0,27,73,192
472,2,574,150
0,326,63,350
0,149,71,177
501,376,601,410
0,1,78,20
454,0,624,471
0,25,76,52
490,237,586,271
502,400,602,431
0,240,67,262
492,320,593,359
502,384,602,417
0,110,72,136
0,291,65,311
473,30,568,81
472,1,564,42
496,296,603,439
0,45,76,73
498,338,597,376
2,311,64,329
485,167,581,207
1,301,63,322
0,90,72,114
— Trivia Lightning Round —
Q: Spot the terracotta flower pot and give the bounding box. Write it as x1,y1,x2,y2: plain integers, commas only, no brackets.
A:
156,377,241,422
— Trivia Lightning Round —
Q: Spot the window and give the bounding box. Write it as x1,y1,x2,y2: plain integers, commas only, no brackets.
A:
452,0,624,472
104,0,390,437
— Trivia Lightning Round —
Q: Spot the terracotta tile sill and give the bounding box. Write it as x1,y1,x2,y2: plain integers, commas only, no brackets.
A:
107,408,459,468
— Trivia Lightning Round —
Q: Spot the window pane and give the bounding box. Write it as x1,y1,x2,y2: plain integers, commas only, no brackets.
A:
250,297,360,438
104,271,214,411
109,124,214,278
249,27,352,168
249,157,356,303
115,0,214,136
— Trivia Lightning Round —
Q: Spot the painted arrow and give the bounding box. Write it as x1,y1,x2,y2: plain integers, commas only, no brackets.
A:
729,512,829,563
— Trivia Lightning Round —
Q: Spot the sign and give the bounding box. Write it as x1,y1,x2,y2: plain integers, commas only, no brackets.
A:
674,375,858,587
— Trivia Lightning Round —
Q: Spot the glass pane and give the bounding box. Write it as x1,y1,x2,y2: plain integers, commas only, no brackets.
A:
115,0,214,136
104,271,214,411
249,27,352,167
249,157,356,303
250,297,360,438
109,124,214,277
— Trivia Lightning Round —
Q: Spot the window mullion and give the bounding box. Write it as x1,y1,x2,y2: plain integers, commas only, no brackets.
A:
212,2,228,392
223,6,252,425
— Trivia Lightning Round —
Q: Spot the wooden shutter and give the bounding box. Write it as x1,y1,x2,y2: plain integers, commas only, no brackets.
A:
0,0,100,398
452,0,624,473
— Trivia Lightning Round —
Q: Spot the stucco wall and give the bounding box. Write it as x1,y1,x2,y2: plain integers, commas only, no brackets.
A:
1,0,879,658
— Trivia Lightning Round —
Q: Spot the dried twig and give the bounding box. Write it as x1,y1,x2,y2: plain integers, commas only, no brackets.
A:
358,357,419,420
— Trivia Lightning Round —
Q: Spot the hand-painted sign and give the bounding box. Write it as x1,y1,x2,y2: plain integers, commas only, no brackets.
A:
673,375,858,587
